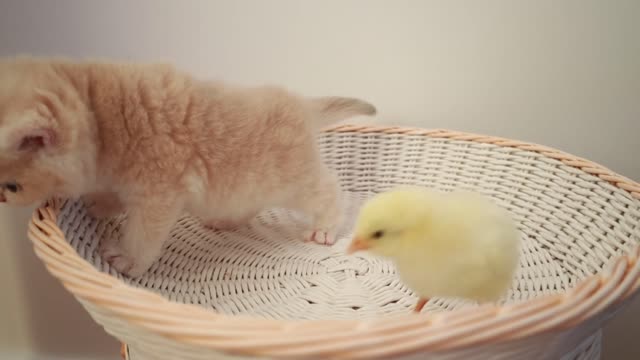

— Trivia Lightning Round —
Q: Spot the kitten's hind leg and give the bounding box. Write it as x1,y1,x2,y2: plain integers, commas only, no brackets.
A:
288,165,342,245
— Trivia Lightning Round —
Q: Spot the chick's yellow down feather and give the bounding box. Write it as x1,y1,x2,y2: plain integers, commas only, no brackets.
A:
347,187,521,313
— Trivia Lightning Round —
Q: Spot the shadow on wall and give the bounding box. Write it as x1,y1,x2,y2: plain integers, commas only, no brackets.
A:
6,206,119,357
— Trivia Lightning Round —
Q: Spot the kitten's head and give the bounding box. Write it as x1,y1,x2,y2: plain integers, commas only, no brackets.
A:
0,57,94,206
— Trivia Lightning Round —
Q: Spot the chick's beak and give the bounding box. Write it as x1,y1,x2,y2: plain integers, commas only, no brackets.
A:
347,237,370,254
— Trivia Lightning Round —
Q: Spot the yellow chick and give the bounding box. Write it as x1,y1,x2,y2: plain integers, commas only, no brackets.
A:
347,187,521,313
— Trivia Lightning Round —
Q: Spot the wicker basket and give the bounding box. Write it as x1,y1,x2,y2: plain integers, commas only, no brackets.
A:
28,126,640,360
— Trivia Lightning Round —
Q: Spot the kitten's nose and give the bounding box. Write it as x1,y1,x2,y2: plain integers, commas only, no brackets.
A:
0,193,5,202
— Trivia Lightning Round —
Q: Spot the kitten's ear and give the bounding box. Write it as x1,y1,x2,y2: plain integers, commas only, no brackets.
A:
13,127,57,152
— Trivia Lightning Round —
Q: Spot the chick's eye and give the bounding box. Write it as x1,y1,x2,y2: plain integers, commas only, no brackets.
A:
4,182,21,193
372,230,385,239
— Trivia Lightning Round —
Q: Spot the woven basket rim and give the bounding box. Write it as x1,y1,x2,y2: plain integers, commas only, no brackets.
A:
27,125,640,359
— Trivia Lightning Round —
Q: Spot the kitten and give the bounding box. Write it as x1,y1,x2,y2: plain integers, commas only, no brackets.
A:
0,57,376,277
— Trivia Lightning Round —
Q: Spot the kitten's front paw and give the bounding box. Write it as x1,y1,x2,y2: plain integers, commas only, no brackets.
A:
99,240,152,278
303,229,337,246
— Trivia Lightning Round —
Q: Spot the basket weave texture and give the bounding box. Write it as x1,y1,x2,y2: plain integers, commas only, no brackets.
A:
28,126,640,359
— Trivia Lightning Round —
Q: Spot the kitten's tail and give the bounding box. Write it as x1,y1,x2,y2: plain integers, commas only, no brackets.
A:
307,96,376,129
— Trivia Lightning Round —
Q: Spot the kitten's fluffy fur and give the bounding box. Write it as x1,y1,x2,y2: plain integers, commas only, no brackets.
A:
0,57,376,276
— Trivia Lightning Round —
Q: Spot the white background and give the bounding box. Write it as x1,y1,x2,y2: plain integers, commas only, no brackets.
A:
0,1,638,359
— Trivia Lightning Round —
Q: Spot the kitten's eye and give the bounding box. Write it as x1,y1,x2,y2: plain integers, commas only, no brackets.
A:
4,182,21,193
372,230,385,239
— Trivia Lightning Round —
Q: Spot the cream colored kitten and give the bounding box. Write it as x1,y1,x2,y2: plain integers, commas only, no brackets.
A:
0,57,376,277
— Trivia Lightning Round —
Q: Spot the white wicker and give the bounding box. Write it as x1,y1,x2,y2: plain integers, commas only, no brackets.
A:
28,126,640,359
